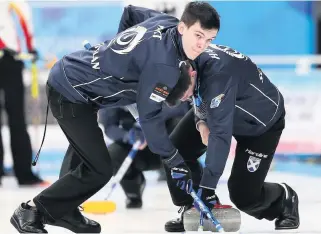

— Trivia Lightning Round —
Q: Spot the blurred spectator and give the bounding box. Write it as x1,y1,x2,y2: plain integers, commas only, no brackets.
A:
123,1,190,19
99,102,190,208
155,2,176,16
0,1,47,186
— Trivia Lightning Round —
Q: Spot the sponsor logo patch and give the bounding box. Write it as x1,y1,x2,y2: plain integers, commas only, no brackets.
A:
149,83,171,102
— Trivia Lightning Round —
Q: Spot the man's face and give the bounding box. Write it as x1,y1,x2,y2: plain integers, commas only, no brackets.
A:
178,21,218,60
180,67,197,102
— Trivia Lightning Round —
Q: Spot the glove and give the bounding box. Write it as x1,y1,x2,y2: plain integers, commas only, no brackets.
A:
162,151,193,192
28,49,39,62
127,126,145,145
195,187,219,211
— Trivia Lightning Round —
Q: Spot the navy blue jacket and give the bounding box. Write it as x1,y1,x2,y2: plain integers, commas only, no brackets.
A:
194,44,285,189
47,6,188,158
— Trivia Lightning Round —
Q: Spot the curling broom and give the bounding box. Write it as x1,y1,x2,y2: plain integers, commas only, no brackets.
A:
82,140,141,214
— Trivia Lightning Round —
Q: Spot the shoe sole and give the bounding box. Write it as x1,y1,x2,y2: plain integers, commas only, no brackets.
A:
10,216,48,233
275,216,300,230
48,219,101,233
164,226,185,232
10,216,27,233
275,222,300,230
164,221,185,232
126,206,143,209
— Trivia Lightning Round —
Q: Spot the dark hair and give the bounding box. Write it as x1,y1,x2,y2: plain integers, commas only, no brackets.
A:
165,61,192,107
180,1,220,30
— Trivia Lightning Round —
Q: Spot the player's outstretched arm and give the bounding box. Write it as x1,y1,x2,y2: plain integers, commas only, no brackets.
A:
136,63,194,190
136,63,178,157
199,72,237,190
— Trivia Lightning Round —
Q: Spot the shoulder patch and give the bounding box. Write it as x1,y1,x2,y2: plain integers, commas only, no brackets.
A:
210,94,225,108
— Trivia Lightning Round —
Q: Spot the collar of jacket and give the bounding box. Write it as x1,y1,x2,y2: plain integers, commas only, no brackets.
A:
169,27,198,70
170,27,188,62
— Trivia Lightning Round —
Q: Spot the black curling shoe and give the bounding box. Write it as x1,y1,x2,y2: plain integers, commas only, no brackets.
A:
275,183,300,230
10,201,47,233
45,208,101,233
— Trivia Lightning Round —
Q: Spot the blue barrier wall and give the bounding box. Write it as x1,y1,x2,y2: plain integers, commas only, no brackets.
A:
31,2,315,58
30,2,123,59
209,1,315,55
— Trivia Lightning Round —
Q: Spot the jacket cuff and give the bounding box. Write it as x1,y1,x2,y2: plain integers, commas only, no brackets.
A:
196,120,207,131
162,150,183,168
199,168,219,190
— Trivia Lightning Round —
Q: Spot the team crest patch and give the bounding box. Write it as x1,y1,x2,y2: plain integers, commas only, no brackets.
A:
210,94,225,108
247,156,261,172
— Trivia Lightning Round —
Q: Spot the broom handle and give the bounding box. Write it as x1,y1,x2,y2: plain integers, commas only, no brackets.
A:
190,189,225,232
104,141,141,200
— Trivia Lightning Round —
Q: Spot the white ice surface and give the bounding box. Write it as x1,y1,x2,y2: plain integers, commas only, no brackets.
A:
1,166,320,234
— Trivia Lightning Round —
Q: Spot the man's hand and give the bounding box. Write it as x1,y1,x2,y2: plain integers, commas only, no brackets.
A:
28,49,39,62
163,151,193,192
198,122,210,146
195,187,219,211
127,126,145,145
138,140,148,150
